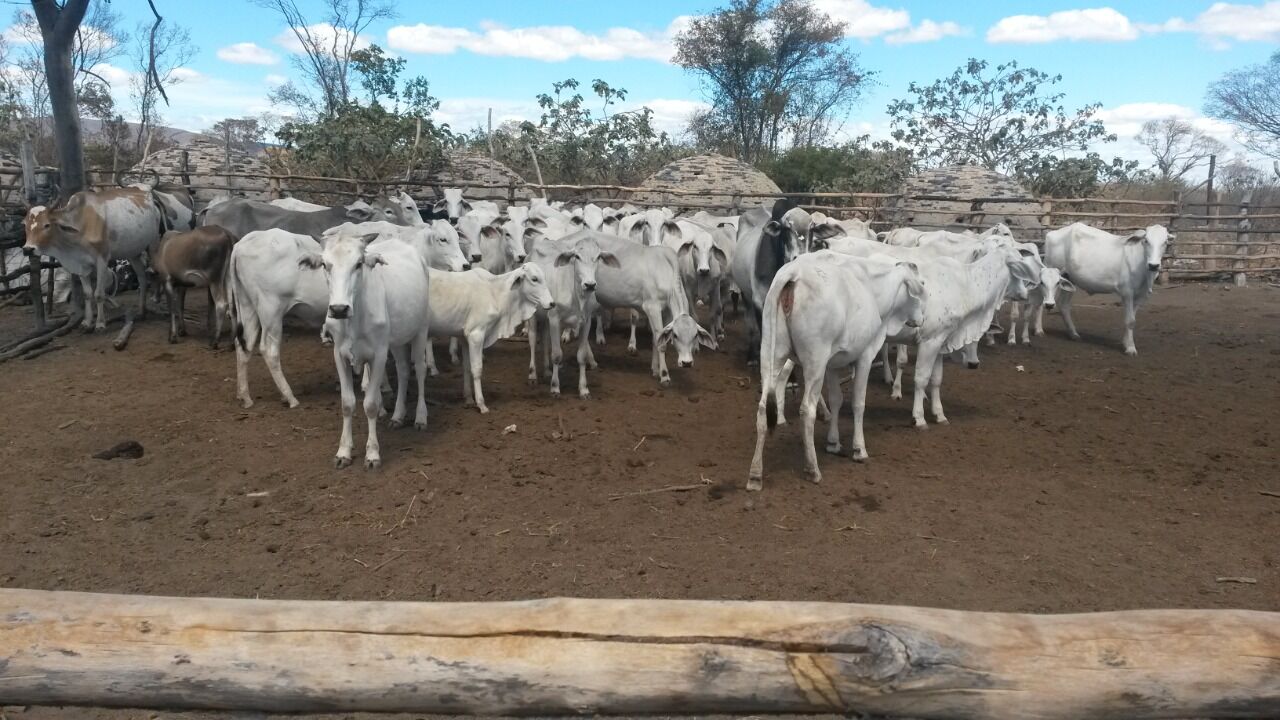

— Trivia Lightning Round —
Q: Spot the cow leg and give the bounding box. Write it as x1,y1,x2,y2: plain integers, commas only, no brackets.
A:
424,339,439,376
1033,298,1047,337
891,344,908,400
77,273,95,330
167,283,180,344
798,356,827,484
449,337,461,365
773,358,793,426
130,256,148,321
1121,293,1138,356
747,383,770,491
627,310,639,355
210,287,226,349
575,316,593,399
881,343,893,385
1024,300,1038,343
92,258,110,331
711,283,725,341
461,341,475,407
333,347,356,468
911,343,941,429
176,285,188,337
362,352,387,469
593,310,606,347
467,333,489,413
548,313,564,397
849,346,877,461
527,315,540,386
262,317,300,408
234,307,261,408
1058,286,1081,340
409,335,429,430
643,302,670,386
929,354,948,425
1007,303,1020,345
823,366,844,455
387,344,411,428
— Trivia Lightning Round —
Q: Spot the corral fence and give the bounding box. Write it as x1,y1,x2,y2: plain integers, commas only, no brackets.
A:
3,165,1278,309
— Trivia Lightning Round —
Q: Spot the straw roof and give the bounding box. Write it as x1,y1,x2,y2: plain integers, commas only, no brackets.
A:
894,165,1042,234
634,154,781,209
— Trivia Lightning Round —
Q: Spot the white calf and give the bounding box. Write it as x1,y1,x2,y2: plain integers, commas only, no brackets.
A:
1007,267,1075,344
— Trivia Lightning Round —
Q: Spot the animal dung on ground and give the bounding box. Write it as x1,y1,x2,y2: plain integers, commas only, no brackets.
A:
92,441,144,460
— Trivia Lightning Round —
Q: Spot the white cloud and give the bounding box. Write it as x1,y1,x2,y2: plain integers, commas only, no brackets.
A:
275,23,371,55
812,0,911,38
388,18,682,62
170,67,202,82
265,73,289,86
216,42,279,65
885,19,967,45
1093,102,1266,176
89,62,135,87
987,7,1140,43
1157,1,1280,47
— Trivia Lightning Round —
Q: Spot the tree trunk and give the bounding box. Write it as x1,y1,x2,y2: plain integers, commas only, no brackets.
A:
32,0,91,197
1,589,1277,718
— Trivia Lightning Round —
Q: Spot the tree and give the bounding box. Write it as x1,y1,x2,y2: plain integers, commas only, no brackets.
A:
255,0,396,118
674,0,870,163
1216,156,1269,194
30,0,93,194
760,139,914,193
887,59,1115,177
1205,50,1280,160
1135,117,1225,182
129,17,194,152
1021,154,1140,198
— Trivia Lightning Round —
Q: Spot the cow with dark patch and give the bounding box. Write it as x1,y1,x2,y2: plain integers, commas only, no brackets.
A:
199,196,417,241
151,226,236,347
728,198,812,362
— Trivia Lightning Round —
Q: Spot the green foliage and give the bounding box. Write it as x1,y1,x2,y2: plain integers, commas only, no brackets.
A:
887,59,1115,177
270,44,457,181
467,78,684,186
760,139,915,193
1021,154,1140,198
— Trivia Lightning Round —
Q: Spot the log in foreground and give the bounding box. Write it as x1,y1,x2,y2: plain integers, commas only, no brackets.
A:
1,589,1277,719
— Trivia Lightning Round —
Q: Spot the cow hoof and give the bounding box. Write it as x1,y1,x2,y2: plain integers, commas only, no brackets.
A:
80,321,94,332
803,468,822,485
580,390,591,400
627,346,637,355
776,416,787,426
414,421,428,431
1125,347,1138,356
321,339,333,348
746,476,763,492
1068,332,1081,341
168,335,178,344
659,377,671,388
527,377,538,387
1034,329,1045,337
240,397,254,409
824,441,841,455
587,360,599,370
209,341,219,351
389,418,406,429
477,406,490,415
334,456,352,469
282,398,300,409
852,449,868,462
364,457,381,470
428,368,440,377
178,327,187,337
914,421,928,430
890,390,903,400
936,417,949,425
550,389,561,398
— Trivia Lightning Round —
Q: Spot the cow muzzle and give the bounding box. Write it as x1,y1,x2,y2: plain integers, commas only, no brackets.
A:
582,282,596,292
678,359,693,368
1147,263,1160,272
21,246,35,257
470,254,482,263
967,361,980,370
697,267,710,276
515,254,527,263
461,263,472,271
328,304,350,319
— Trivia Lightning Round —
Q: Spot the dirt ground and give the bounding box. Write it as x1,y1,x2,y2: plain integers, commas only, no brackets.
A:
1,282,1278,720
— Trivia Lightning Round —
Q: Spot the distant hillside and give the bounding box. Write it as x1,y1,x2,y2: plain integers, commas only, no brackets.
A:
60,118,269,156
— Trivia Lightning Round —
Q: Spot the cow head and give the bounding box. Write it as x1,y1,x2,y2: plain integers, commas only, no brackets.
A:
22,204,92,269
554,238,620,294
1128,225,1170,272
375,190,423,227
510,262,556,311
426,220,470,272
884,261,926,343
432,188,471,224
1036,267,1074,309
957,341,981,370
808,221,847,252
304,231,383,319
657,313,716,368
343,201,377,223
1002,248,1042,302
667,221,725,277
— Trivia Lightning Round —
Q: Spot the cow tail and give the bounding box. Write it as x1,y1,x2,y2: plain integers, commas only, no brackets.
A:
228,250,247,352
762,274,796,432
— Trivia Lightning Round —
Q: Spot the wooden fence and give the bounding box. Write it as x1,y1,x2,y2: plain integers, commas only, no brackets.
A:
2,167,1277,294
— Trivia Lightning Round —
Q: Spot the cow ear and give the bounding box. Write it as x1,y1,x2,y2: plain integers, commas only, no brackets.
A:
678,241,693,257
570,215,585,226
598,252,620,268
359,232,380,245
696,325,718,350
812,222,845,242
298,253,323,269
1058,277,1077,293
895,260,919,274
627,220,647,244
461,200,473,213
875,231,888,242
662,220,681,238
509,272,524,287
364,252,386,268
1126,229,1148,244
711,246,728,265
528,217,548,229
763,220,782,237
555,251,576,267
479,225,501,240
347,206,374,221
656,322,674,350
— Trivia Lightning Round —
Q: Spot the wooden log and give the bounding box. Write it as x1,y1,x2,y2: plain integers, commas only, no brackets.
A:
1,589,1278,718
1235,194,1252,287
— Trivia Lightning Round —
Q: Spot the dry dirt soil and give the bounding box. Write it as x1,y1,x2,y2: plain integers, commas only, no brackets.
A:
1,282,1278,720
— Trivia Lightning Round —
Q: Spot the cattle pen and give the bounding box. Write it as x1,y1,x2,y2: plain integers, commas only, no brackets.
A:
0,164,1278,720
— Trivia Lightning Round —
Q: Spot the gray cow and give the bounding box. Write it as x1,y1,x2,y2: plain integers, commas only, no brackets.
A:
200,196,417,241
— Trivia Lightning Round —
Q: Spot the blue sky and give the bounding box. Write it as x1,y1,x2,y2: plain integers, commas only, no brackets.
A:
30,0,1280,167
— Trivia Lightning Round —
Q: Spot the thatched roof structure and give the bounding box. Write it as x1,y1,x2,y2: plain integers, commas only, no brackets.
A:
409,150,533,206
894,165,1041,236
133,136,270,203
634,154,781,209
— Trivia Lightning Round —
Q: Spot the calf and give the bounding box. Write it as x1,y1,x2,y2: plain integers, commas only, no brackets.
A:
23,187,163,330
749,252,926,489
429,264,554,413
662,219,730,337
308,230,432,469
1044,222,1170,355
1007,267,1075,344
151,226,235,346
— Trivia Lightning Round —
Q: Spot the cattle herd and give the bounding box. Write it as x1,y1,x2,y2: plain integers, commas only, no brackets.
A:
19,184,1171,486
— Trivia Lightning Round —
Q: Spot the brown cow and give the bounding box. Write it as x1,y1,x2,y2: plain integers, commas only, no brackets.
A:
151,225,236,347
23,187,164,331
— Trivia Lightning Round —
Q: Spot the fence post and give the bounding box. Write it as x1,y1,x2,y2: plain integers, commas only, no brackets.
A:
1039,199,1053,237
20,138,45,331
1107,200,1118,233
267,176,281,201
180,150,191,191
1160,194,1179,285
1233,193,1251,287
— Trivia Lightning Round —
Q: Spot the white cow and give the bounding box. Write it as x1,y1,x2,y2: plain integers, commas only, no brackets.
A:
1044,222,1170,355
1007,267,1075,344
228,229,332,408
429,264,554,413
454,211,498,266
527,232,621,398
662,218,728,323
748,252,926,489
324,220,469,272
309,230,432,469
433,188,469,223
590,231,716,387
